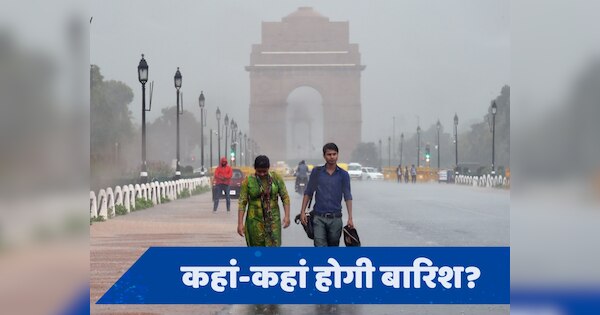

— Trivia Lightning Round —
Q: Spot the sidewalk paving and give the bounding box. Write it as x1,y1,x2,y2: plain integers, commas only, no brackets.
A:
90,190,243,315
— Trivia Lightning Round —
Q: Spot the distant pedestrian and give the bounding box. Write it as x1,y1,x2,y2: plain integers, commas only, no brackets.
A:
396,164,402,183
404,166,409,183
213,156,233,212
410,164,417,183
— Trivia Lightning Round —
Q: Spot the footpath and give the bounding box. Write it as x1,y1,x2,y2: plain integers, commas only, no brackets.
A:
90,190,243,315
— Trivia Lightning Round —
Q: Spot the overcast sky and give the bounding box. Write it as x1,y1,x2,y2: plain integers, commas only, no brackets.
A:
90,0,509,142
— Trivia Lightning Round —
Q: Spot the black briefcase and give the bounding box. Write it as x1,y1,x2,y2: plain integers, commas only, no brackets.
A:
294,211,315,240
343,225,361,247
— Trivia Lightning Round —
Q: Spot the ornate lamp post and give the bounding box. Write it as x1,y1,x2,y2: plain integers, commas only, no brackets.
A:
238,130,242,166
216,107,221,161
224,114,229,160
454,113,459,175
491,101,497,175
388,136,391,168
210,129,214,171
198,91,205,173
174,67,182,179
400,133,404,165
229,119,236,165
244,133,247,166
137,54,149,183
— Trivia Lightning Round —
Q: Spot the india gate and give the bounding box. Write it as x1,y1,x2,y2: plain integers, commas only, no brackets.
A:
246,7,365,161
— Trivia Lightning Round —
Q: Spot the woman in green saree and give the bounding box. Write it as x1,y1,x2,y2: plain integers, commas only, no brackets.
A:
237,155,291,246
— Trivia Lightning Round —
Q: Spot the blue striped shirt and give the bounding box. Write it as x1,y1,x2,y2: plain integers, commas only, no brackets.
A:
304,165,352,213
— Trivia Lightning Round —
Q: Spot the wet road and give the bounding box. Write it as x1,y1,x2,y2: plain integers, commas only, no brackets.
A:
282,180,509,247
222,180,509,315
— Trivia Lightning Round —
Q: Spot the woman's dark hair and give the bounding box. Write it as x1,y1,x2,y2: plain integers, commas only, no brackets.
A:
254,155,270,169
322,142,339,155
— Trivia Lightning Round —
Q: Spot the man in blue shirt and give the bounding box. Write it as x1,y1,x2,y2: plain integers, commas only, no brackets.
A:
300,143,354,246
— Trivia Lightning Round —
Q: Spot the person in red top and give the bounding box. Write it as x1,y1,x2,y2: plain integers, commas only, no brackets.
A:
213,157,233,212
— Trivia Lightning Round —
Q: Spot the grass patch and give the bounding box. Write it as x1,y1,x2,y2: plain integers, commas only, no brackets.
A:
191,185,211,195
177,189,191,199
115,204,128,216
90,215,105,225
134,198,154,211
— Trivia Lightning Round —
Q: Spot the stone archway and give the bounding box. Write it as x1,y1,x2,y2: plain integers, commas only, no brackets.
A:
246,7,365,161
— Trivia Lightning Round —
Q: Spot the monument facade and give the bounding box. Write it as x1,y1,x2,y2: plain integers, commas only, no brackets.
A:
246,7,365,160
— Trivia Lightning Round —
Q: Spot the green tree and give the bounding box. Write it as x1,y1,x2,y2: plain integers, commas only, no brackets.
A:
90,65,135,186
146,106,202,167
460,85,510,170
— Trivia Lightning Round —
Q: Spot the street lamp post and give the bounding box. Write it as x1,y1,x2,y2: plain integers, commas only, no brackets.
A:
491,101,497,175
436,120,441,170
233,122,238,165
210,128,213,171
244,133,247,166
232,121,237,166
216,109,222,158
388,136,391,167
238,131,242,166
378,139,382,171
400,133,404,165
198,91,205,173
137,54,149,183
224,114,229,160
174,67,182,179
454,113,459,175
416,126,421,168
230,119,235,165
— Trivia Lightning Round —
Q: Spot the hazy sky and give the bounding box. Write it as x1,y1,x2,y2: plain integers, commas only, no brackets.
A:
90,0,509,142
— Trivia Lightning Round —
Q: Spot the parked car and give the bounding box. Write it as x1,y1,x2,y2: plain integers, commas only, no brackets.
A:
193,167,208,176
348,163,363,180
213,168,245,200
361,167,384,180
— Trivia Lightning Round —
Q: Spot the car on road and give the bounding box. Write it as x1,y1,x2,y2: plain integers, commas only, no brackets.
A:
213,168,245,200
361,167,384,180
193,167,208,176
348,163,363,180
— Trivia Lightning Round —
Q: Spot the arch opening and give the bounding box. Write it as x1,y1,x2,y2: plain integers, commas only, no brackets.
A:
285,86,324,161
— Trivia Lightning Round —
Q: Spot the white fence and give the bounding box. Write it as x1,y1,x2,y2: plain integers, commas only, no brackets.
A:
454,174,510,188
90,177,211,219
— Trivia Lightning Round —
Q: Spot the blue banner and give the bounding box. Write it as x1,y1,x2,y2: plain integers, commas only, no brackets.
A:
97,247,509,304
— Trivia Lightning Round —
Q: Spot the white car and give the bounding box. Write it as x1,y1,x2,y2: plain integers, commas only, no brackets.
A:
347,163,363,180
193,167,208,176
361,167,384,180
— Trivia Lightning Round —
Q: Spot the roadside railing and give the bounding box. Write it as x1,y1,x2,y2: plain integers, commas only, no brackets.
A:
90,177,211,220
454,174,510,188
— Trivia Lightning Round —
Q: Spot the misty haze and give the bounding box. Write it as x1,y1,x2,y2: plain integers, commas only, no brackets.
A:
90,3,509,186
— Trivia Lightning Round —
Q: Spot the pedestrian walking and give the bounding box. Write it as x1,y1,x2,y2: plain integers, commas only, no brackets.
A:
411,164,417,183
300,143,354,247
237,155,290,247
213,156,233,212
404,166,410,183
396,164,402,183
